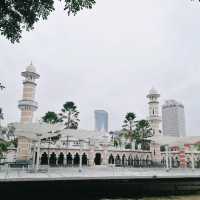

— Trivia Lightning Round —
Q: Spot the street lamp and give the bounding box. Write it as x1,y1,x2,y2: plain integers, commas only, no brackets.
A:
32,139,37,169
191,145,195,171
79,139,84,172
165,144,169,172
35,133,42,172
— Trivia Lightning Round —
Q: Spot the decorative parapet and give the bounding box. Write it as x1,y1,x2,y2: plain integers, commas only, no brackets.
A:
18,100,38,110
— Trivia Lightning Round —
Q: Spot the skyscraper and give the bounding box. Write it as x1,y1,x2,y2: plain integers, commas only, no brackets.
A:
94,110,108,132
162,100,186,137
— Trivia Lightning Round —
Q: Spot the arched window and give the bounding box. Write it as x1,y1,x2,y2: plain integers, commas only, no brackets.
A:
94,153,102,165
58,152,64,166
108,154,114,164
128,155,133,167
115,154,121,166
73,153,80,166
82,153,88,166
41,152,48,165
66,153,73,166
49,152,57,166
122,154,126,166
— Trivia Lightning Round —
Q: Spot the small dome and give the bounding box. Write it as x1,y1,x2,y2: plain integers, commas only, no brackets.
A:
149,87,159,95
26,62,36,73
147,87,160,98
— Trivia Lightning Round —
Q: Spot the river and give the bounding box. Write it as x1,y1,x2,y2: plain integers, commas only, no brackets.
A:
101,194,200,200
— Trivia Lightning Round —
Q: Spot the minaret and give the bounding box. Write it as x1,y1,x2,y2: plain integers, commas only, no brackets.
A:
146,87,161,136
18,63,40,123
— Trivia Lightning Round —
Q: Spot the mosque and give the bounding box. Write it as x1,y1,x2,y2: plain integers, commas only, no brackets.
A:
9,63,200,169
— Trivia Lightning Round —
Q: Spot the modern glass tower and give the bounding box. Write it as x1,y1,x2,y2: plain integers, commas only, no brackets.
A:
94,110,108,132
162,100,186,137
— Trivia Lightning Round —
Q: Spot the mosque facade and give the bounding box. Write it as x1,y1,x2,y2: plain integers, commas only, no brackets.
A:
12,64,200,169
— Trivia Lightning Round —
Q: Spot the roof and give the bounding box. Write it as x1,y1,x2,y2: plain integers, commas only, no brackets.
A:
147,87,160,98
10,122,110,142
26,62,36,73
149,135,200,146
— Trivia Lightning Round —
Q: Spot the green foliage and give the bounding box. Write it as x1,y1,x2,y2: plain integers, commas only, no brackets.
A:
160,145,165,152
0,0,96,43
135,119,153,139
0,83,5,90
42,111,60,124
194,143,200,151
121,113,153,149
125,143,132,149
121,112,136,142
113,137,121,147
59,101,80,129
11,138,18,148
63,0,96,15
0,140,9,158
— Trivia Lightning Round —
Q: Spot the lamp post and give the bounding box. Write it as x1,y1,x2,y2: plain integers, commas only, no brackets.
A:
165,144,169,171
35,133,42,172
79,139,84,172
32,139,37,169
47,137,51,166
191,145,195,171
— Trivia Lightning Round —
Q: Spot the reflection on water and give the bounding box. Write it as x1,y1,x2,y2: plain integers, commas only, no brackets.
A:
101,194,200,200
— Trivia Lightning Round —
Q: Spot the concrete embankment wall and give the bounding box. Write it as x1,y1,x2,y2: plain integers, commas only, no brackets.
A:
1,177,200,198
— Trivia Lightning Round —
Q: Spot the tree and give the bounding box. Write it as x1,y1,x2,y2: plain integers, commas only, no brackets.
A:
0,83,5,90
135,119,153,139
0,0,96,43
59,101,79,129
0,140,9,159
42,111,60,124
122,112,136,142
0,108,3,122
134,119,153,150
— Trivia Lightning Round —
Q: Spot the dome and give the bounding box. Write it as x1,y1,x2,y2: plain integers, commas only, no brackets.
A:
149,87,159,95
147,87,160,98
26,62,36,73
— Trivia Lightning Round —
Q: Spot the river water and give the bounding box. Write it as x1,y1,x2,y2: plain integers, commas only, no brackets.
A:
101,194,200,200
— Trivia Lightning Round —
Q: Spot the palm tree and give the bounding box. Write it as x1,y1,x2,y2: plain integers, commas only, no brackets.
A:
59,101,80,129
122,112,136,143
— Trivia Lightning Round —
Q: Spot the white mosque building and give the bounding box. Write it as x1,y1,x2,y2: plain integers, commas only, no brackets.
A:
8,63,200,169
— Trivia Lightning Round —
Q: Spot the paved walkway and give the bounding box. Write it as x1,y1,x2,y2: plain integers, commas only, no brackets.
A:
0,166,200,182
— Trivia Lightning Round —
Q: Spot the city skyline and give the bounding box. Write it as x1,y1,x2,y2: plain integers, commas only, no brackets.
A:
1,1,200,135
0,64,193,134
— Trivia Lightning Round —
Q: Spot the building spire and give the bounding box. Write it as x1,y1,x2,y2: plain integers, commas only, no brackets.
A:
147,87,161,136
18,63,40,123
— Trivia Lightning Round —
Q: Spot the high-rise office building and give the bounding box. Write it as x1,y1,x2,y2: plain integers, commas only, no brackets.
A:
162,100,186,137
94,110,108,132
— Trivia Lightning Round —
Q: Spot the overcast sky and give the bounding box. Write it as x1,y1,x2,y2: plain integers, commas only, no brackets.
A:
1,0,200,135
